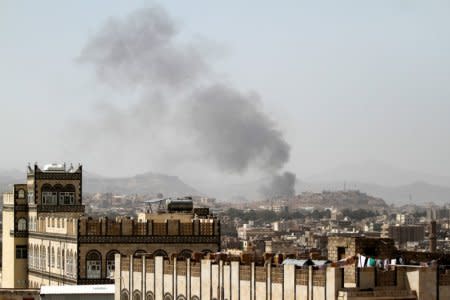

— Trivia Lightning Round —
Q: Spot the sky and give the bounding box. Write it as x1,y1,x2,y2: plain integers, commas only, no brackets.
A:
1,1,450,190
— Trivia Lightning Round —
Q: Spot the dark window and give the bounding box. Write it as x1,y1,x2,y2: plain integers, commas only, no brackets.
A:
16,245,28,259
337,247,346,260
106,250,120,278
363,247,376,256
133,290,142,300
121,290,129,300
86,250,102,278
146,291,154,300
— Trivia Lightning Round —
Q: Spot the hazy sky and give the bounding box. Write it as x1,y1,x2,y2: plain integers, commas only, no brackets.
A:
1,1,450,188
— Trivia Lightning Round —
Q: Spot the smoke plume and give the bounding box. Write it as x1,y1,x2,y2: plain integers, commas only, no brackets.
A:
261,172,297,199
184,84,290,173
76,5,294,179
78,7,207,89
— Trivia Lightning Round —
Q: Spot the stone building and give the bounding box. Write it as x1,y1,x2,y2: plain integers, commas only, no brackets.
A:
114,253,450,300
381,224,425,248
327,235,397,287
2,163,220,289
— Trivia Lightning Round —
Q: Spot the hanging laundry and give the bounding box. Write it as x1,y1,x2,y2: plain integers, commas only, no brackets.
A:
376,259,383,269
368,257,376,267
358,254,367,268
383,258,390,271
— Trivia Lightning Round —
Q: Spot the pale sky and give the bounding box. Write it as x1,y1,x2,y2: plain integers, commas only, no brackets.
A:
1,1,450,189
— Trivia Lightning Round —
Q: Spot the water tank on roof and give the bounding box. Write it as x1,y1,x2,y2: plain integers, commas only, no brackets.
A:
42,163,65,172
166,198,193,212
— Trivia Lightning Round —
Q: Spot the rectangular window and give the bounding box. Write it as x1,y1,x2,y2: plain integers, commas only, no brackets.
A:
87,261,101,279
16,245,28,259
28,192,34,204
107,260,115,278
42,192,57,205
59,192,75,205
337,247,346,260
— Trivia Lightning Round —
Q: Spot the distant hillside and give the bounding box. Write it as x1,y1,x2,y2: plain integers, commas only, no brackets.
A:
291,190,388,210
306,160,450,187
0,169,199,197
0,169,23,193
297,180,450,206
84,172,200,196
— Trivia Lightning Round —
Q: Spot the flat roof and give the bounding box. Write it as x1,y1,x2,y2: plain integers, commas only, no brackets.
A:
40,284,114,295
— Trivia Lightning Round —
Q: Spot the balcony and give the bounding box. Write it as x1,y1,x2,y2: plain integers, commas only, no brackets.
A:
37,204,85,213
10,230,28,238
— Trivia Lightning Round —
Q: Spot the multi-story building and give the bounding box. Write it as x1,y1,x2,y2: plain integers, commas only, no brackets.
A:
2,163,220,289
396,213,415,225
381,224,425,248
115,240,450,300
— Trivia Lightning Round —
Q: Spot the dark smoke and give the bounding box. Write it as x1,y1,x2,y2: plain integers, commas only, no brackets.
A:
184,84,290,173
78,6,207,89
76,5,294,178
261,172,296,199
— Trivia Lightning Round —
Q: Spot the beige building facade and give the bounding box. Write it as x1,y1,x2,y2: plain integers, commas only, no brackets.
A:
2,163,220,289
115,254,450,300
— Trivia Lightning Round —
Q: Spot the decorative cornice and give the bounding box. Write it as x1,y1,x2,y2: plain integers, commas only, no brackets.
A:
78,235,221,244
34,173,81,180
37,205,85,213
2,205,15,211
29,232,78,242
28,268,77,283
77,278,114,285
10,230,28,238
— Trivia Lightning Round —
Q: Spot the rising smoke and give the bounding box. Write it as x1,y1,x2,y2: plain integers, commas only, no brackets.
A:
260,172,297,199
78,7,207,89
183,84,290,173
76,5,295,197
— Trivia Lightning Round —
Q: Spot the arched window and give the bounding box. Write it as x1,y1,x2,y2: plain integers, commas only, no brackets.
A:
47,246,51,269
51,247,55,267
60,184,75,205
106,250,119,278
29,244,34,268
73,251,77,276
133,249,147,258
66,250,74,277
191,296,200,300
145,291,154,300
34,245,39,269
18,189,25,199
17,218,27,231
42,184,57,205
40,245,46,270
163,293,173,300
152,249,168,258
133,290,142,300
61,249,65,271
178,249,192,260
201,249,212,255
86,250,102,278
57,248,61,268
176,295,186,300
121,290,129,300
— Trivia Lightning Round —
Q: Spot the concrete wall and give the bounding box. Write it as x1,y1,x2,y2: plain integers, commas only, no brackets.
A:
115,255,343,300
